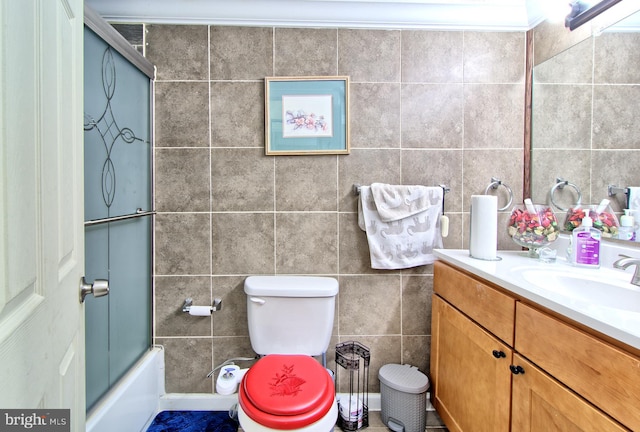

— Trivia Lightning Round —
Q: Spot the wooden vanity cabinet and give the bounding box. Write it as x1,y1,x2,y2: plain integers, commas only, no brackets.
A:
431,260,636,432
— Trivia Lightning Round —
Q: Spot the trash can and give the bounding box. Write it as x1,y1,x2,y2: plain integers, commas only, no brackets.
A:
379,364,429,432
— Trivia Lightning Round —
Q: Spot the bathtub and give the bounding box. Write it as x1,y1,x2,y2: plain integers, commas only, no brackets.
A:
85,346,239,432
86,346,165,432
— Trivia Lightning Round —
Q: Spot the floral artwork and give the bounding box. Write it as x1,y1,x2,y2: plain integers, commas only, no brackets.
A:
282,95,333,138
265,76,349,155
285,110,328,133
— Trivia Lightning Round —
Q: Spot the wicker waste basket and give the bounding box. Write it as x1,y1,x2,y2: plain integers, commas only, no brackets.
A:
379,364,429,432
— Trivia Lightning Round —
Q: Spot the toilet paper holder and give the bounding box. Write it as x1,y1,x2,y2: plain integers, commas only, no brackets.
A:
182,297,222,314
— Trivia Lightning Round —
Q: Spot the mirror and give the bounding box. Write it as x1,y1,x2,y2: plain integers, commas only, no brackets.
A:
531,8,640,243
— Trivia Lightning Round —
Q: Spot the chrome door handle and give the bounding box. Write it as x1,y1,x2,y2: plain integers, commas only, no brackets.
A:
80,277,109,303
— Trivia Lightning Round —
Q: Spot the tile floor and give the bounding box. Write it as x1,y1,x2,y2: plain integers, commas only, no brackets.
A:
239,410,448,432
346,410,449,431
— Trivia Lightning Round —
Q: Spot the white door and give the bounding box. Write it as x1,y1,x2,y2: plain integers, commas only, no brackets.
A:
0,0,85,430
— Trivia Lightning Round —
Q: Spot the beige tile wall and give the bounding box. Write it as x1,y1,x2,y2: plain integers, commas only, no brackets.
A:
146,25,526,393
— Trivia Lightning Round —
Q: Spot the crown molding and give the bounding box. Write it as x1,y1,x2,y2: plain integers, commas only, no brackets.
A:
84,0,547,31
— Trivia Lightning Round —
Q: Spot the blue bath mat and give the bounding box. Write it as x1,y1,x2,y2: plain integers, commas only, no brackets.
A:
146,410,238,432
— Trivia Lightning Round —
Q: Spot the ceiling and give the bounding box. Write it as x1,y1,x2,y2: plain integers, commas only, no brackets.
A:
84,0,557,31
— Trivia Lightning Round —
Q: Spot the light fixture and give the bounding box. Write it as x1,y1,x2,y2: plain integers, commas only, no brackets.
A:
565,0,623,30
542,0,574,23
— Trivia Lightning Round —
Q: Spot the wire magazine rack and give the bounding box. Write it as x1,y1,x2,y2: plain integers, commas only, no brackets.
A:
335,341,370,431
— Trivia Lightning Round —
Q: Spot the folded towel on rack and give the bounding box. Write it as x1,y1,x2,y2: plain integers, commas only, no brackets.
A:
370,183,436,222
358,185,443,270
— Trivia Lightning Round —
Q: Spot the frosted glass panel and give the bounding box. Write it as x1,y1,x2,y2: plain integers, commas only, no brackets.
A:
84,26,152,411
108,216,152,384
84,27,151,221
84,225,109,408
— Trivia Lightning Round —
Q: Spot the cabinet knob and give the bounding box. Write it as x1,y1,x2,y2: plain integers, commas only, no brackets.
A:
510,365,525,375
492,350,506,359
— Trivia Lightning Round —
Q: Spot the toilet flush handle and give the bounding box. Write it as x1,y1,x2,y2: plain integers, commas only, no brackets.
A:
249,297,266,305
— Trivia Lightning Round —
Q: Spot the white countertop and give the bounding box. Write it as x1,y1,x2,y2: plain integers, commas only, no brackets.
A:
434,248,640,351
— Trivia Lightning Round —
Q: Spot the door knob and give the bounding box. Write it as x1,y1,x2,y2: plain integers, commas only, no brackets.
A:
80,277,109,303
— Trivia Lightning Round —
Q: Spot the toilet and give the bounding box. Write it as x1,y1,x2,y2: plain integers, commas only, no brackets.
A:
238,275,339,432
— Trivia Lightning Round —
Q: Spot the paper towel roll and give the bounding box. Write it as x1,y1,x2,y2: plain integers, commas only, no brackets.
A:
469,195,498,260
189,305,212,316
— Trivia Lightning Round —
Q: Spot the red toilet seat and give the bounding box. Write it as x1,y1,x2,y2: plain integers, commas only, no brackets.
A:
238,355,335,430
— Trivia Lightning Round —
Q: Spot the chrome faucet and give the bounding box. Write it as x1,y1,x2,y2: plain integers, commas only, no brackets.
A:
613,255,640,286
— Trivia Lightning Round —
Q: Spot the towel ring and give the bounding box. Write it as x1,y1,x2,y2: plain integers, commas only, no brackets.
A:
550,178,582,212
484,177,513,211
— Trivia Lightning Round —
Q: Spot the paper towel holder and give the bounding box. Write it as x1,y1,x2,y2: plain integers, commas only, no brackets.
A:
182,297,222,313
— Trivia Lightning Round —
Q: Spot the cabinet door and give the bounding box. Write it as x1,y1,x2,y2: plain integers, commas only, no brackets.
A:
516,302,640,429
431,295,512,432
511,354,629,432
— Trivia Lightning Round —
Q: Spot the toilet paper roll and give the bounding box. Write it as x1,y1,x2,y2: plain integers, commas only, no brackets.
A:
189,305,212,316
339,398,363,428
469,195,498,260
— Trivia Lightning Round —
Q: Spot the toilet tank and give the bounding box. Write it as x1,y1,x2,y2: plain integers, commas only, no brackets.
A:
244,276,338,356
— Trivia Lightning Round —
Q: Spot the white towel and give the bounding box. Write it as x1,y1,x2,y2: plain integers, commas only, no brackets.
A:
370,183,436,222
358,185,443,270
628,187,640,213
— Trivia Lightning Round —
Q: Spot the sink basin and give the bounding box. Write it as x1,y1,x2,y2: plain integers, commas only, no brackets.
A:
519,268,640,312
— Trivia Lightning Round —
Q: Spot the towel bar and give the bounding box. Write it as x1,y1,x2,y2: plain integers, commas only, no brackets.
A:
608,185,630,208
352,183,449,196
608,185,629,196
84,208,156,226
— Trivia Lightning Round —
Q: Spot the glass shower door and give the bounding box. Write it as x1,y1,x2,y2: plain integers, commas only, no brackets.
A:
83,24,154,411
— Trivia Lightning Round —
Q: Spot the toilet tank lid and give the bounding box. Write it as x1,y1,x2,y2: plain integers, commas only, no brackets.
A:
244,276,338,297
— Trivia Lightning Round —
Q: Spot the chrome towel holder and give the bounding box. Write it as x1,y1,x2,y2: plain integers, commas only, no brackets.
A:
608,185,630,208
484,177,513,211
352,183,449,196
550,177,582,211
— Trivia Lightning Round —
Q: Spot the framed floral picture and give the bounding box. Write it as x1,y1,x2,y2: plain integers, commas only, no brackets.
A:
265,76,350,155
